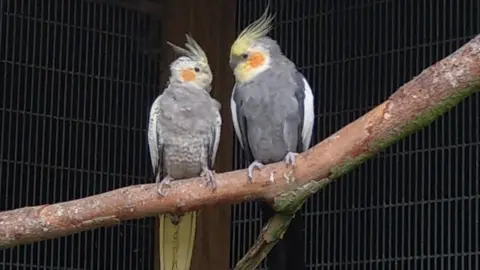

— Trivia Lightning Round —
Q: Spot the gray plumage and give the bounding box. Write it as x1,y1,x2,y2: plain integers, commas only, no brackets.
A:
148,81,221,193
150,34,219,270
229,10,313,270
233,61,306,162
230,37,314,180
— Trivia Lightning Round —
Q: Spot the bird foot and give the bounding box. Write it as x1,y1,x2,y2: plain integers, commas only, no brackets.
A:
268,172,275,183
201,167,217,191
156,175,173,197
284,152,299,167
247,161,265,183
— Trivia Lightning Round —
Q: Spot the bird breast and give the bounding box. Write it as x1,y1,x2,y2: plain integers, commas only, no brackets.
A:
163,135,209,179
157,92,216,179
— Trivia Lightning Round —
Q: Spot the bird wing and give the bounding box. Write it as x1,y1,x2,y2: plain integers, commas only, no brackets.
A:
209,107,222,168
294,72,315,152
231,84,254,162
230,84,243,149
147,96,164,177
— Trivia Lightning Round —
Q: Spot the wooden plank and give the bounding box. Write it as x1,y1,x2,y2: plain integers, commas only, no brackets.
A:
159,1,236,269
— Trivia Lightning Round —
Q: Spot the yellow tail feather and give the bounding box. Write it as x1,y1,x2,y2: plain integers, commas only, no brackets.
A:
159,211,197,270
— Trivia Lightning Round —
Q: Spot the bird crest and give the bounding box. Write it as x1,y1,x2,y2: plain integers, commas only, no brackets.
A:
167,34,208,65
231,6,275,56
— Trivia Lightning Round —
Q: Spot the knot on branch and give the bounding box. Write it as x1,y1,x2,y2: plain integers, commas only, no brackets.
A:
272,179,331,214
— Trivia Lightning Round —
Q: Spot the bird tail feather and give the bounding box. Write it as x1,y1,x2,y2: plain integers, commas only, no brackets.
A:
158,211,197,270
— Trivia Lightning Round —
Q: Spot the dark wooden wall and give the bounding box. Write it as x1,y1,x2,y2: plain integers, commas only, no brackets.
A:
160,1,236,269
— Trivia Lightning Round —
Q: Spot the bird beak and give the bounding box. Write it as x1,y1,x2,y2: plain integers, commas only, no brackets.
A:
229,57,238,70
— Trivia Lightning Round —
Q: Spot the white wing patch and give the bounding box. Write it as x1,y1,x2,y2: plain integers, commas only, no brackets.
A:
147,96,163,174
230,84,244,149
211,109,222,166
301,77,315,151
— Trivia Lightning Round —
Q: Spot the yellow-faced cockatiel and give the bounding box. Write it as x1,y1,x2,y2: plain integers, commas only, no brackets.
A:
148,34,221,270
228,7,314,270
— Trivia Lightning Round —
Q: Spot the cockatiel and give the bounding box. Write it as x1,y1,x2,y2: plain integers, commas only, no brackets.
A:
229,8,314,270
147,34,221,270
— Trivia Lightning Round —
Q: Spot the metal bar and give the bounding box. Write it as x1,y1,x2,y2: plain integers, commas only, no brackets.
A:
1,0,161,268
85,0,163,17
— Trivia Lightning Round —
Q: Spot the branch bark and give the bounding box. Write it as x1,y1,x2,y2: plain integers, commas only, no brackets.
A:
1,34,479,250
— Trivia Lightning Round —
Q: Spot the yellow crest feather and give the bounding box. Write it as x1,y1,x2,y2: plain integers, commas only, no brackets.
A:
167,34,208,64
231,6,275,56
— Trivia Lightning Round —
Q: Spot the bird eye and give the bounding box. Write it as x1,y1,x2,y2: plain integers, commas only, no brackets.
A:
194,67,200,72
241,53,249,59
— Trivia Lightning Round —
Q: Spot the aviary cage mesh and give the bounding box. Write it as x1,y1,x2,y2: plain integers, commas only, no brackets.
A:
0,0,161,269
230,0,480,269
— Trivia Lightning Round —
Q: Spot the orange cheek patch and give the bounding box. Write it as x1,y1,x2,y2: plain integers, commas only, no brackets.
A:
248,52,265,68
181,69,196,82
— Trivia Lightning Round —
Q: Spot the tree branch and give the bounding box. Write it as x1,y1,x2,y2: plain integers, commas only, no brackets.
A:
234,34,480,269
1,34,479,249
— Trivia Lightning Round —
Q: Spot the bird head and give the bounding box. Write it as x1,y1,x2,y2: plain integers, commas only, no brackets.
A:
229,7,278,83
167,34,213,91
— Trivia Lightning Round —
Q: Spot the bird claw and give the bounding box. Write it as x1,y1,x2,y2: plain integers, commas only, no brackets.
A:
268,172,275,183
247,161,265,183
156,175,173,197
284,152,299,167
201,168,217,191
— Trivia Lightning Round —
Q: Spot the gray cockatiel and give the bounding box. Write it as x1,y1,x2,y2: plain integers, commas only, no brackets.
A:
228,8,314,270
147,34,221,270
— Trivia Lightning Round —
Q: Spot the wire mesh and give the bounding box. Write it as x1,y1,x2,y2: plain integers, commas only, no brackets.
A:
0,0,162,269
231,0,480,269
